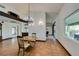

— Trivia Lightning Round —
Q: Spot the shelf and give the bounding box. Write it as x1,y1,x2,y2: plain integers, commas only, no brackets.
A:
0,11,28,23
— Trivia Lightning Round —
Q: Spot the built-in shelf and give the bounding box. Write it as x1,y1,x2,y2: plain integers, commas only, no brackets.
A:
0,11,28,23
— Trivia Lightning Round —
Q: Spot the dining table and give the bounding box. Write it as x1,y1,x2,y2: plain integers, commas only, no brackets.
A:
21,36,36,47
22,36,36,42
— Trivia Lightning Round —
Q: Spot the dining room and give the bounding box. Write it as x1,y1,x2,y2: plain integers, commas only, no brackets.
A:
0,3,71,56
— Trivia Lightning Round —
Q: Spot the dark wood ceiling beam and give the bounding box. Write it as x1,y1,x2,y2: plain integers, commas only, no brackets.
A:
0,11,28,23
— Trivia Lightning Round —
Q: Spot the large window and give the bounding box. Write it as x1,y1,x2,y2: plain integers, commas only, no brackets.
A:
65,9,79,41
11,27,16,35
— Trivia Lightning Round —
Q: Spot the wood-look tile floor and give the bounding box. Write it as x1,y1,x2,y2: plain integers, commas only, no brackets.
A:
0,38,70,56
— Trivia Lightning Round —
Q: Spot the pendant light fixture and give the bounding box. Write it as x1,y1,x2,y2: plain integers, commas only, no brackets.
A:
26,3,33,23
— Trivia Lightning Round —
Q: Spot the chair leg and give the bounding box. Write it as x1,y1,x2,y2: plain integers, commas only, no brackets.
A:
23,49,25,56
17,48,20,56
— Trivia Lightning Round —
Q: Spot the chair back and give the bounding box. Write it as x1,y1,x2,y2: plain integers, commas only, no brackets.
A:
32,33,36,41
17,36,24,48
28,33,36,47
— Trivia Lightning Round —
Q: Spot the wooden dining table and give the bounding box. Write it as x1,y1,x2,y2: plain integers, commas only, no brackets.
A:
22,36,36,41
21,36,36,47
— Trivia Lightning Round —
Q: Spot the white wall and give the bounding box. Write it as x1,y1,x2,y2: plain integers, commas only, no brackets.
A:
21,23,28,33
28,12,46,41
46,26,52,34
0,15,23,39
55,3,79,55
2,22,17,39
16,22,22,36
0,4,26,39
2,21,23,39
46,13,52,35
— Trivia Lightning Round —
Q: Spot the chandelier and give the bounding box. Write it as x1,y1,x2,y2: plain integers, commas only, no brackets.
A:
26,3,33,23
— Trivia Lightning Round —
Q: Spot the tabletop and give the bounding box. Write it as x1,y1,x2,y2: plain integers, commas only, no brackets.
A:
22,36,36,42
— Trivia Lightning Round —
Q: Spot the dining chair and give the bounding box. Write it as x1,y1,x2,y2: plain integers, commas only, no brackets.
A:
23,33,37,55
17,36,31,56
29,33,36,47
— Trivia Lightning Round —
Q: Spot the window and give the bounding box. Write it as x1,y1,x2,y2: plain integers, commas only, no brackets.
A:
12,27,16,35
65,9,79,41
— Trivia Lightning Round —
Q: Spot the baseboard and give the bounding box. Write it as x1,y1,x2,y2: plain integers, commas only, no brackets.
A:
36,37,46,42
2,37,16,41
36,40,46,42
56,39,71,56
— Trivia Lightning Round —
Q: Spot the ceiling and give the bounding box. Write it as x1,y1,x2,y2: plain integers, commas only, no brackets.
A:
1,3,64,26
2,3,64,15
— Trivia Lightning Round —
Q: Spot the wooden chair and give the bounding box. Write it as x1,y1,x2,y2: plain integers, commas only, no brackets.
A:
23,33,37,55
29,33,36,47
17,36,31,56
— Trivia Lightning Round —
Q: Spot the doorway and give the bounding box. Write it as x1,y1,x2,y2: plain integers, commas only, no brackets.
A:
52,21,56,38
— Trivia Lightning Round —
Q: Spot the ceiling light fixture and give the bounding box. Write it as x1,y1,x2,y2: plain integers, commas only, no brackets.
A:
26,3,33,24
